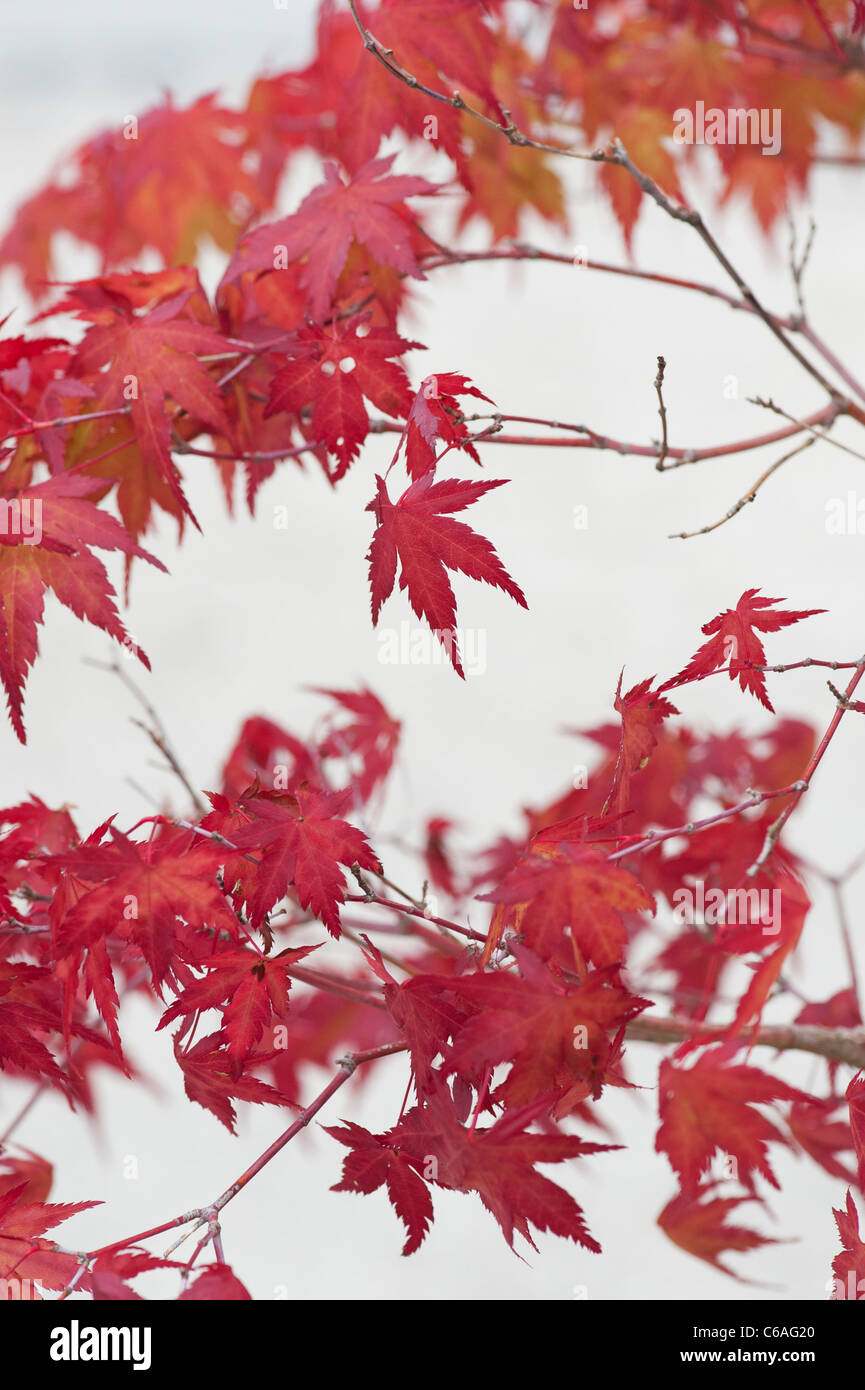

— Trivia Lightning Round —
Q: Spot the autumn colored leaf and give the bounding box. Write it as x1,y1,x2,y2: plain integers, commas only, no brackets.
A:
787,1098,860,1186
173,1032,288,1133
229,786,382,935
326,1118,434,1256
0,472,163,742
664,589,825,712
658,1185,777,1280
157,943,320,1059
314,685,402,802
52,833,240,987
605,675,679,817
479,844,654,969
221,155,437,322
264,317,421,478
393,1084,615,1253
393,372,495,480
440,947,650,1114
366,471,527,678
178,1262,252,1300
656,1048,810,1192
0,1184,99,1293
831,1190,865,1300
848,1070,865,1190
68,282,232,527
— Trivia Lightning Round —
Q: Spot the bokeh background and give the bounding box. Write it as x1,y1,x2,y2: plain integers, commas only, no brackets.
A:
1,0,863,1300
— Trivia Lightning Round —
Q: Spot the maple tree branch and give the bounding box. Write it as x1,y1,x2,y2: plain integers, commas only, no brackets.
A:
607,783,807,864
653,355,669,470
85,657,208,818
603,140,842,401
369,404,844,466
72,1040,408,1291
748,394,865,463
627,1015,865,1069
669,436,817,539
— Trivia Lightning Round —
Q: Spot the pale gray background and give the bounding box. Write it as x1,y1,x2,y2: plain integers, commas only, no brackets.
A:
0,0,863,1300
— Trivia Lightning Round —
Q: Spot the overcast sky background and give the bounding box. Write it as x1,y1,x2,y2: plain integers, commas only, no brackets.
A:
1,0,864,1301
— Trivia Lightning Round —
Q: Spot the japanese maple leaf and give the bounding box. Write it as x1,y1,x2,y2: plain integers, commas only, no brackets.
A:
53,833,240,987
441,949,650,1114
0,1149,54,1206
71,285,232,526
599,105,686,249
366,471,527,678
91,1249,182,1302
219,716,321,801
658,1185,777,1280
178,1262,252,1301
0,1184,99,1293
479,844,654,969
0,964,69,1089
157,943,320,1059
221,155,437,322
787,1098,859,1185
656,1048,810,1192
394,1084,615,1252
264,318,421,479
173,1032,288,1133
605,674,679,817
325,1119,434,1256
0,96,267,287
314,685,402,802
335,0,503,171
230,787,381,935
392,372,495,480
0,473,163,742
831,1190,865,1299
664,589,824,711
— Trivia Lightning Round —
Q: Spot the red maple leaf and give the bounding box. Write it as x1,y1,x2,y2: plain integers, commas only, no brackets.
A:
69,281,232,528
392,372,495,479
264,317,422,479
831,1189,865,1299
230,786,382,935
663,589,824,711
606,674,679,816
848,1071,865,1190
178,1262,253,1300
313,685,402,803
366,471,527,678
787,1098,860,1185
173,1032,288,1133
393,1084,614,1253
325,1118,434,1256
479,843,654,969
440,947,650,1114
221,155,437,322
0,1183,99,1293
0,473,163,742
53,833,240,987
658,1185,777,1280
656,1047,810,1191
157,943,321,1059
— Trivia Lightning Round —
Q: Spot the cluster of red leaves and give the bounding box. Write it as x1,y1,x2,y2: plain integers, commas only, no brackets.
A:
2,2,865,734
1,592,862,1292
